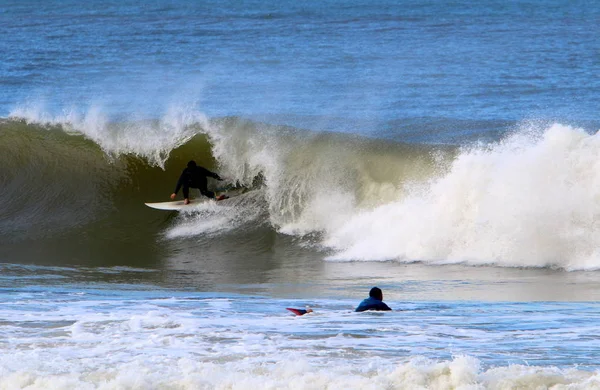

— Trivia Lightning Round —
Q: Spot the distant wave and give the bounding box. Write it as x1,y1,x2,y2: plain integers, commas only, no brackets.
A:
3,109,600,270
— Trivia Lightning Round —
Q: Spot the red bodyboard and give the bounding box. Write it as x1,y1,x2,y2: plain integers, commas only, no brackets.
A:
286,308,308,316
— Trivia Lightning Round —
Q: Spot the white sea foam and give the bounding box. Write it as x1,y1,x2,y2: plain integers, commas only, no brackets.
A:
164,191,267,239
324,123,600,270
206,119,600,270
2,355,600,390
1,270,600,388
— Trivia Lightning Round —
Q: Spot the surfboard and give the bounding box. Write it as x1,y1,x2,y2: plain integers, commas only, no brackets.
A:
145,188,249,211
145,199,204,211
286,308,313,316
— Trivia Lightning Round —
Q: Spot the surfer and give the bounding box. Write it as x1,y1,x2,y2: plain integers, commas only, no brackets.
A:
170,160,225,204
355,287,392,312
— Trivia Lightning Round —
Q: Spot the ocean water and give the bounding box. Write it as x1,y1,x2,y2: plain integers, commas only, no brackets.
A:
1,0,600,388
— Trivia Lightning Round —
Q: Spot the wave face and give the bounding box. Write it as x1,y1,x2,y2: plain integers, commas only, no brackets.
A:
3,109,600,270
0,120,124,239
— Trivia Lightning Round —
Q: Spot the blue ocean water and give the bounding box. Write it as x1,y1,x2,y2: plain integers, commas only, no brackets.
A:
2,0,600,388
2,0,598,131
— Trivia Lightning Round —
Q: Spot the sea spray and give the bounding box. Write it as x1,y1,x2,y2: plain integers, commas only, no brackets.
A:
326,123,600,270
205,117,444,233
9,103,209,167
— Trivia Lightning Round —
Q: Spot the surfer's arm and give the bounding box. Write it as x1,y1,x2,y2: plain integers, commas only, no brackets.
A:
202,167,223,181
209,171,223,181
173,172,185,195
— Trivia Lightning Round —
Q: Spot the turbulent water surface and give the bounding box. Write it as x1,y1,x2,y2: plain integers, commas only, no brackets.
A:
1,0,600,388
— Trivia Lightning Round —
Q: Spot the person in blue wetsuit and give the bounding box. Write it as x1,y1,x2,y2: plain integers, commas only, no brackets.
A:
170,160,224,205
355,287,392,312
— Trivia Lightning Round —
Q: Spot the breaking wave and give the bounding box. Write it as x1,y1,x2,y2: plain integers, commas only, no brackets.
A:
3,105,600,270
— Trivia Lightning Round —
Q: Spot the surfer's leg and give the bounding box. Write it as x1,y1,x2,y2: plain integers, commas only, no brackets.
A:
183,185,190,204
200,189,215,199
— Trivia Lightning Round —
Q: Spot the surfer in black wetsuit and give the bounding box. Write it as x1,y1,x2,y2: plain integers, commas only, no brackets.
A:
355,287,392,312
170,160,224,204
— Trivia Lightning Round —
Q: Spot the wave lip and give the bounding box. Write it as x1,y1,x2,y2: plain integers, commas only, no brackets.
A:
9,102,210,167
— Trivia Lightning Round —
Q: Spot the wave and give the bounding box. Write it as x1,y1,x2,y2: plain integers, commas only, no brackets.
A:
3,107,600,270
0,118,206,238
1,355,598,389
326,123,600,271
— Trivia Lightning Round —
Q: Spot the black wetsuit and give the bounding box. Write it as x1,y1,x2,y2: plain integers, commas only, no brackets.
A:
355,297,392,312
174,166,221,199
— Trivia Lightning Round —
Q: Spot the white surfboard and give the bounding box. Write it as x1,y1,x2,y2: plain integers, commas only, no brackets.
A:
145,188,248,211
144,198,210,211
